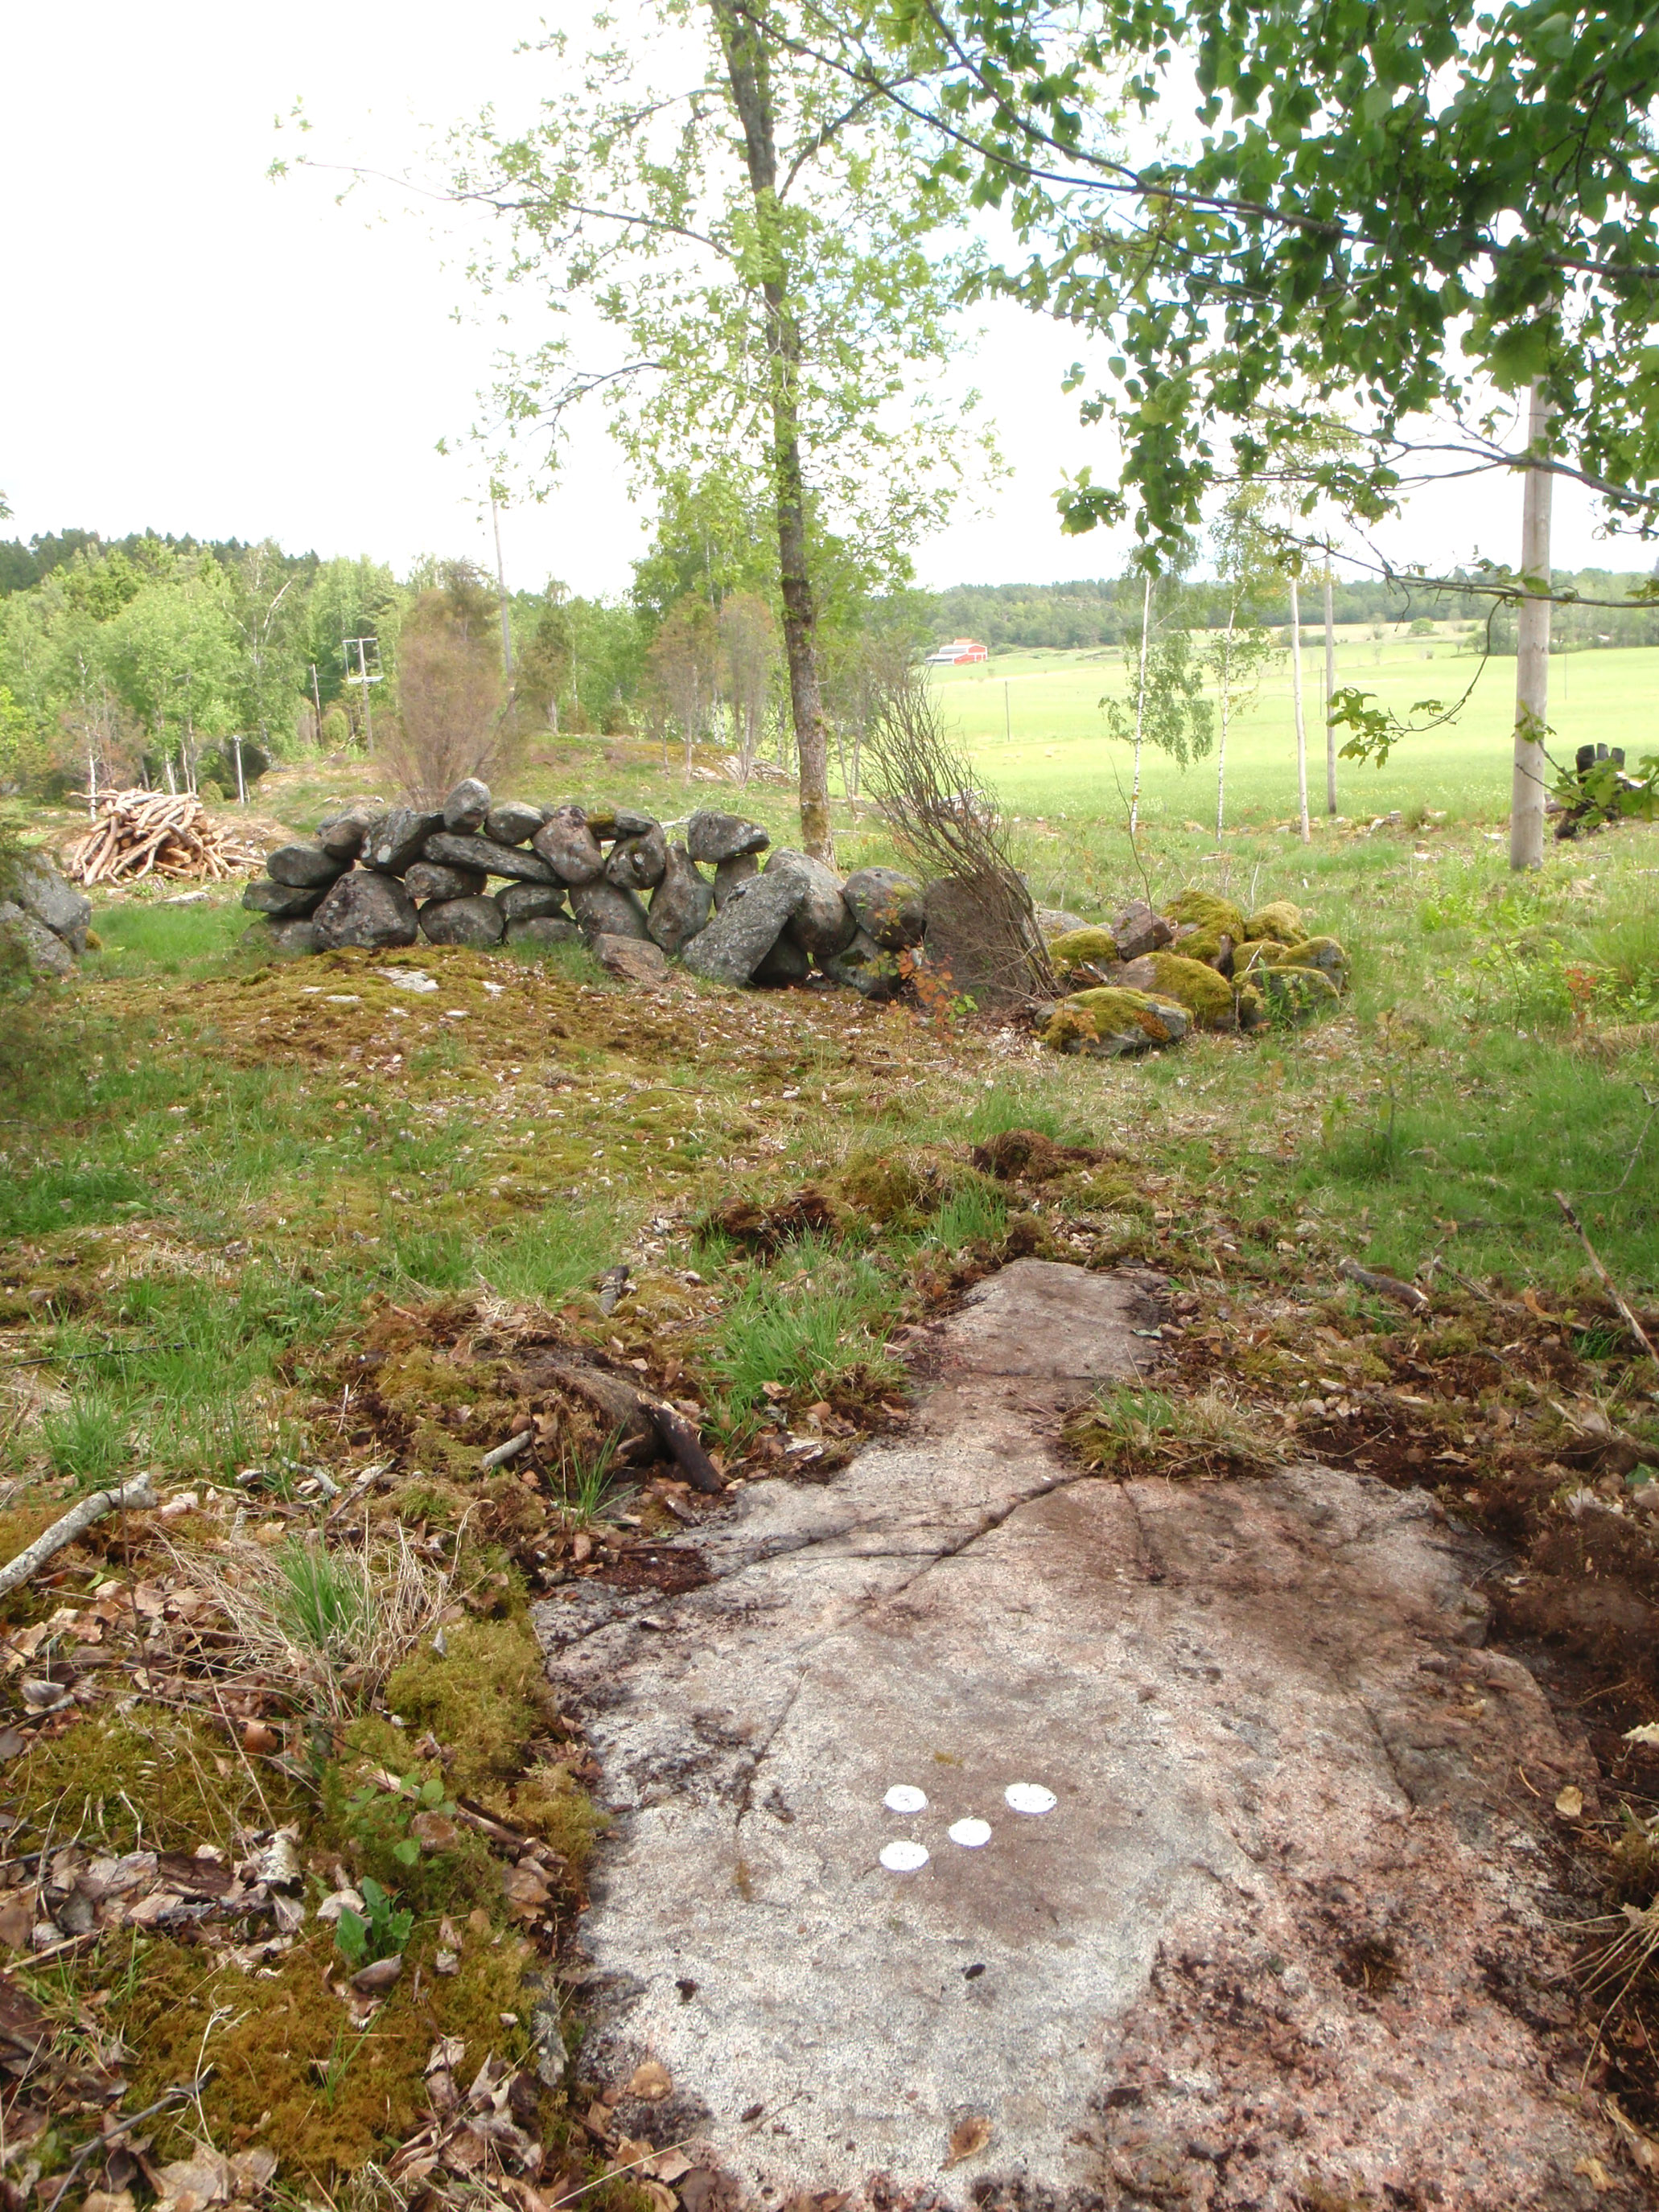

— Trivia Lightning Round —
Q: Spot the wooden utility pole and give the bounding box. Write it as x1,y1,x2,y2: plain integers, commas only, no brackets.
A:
491,499,516,680
1510,380,1555,870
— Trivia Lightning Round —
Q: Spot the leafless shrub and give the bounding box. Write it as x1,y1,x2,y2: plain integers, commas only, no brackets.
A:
720,592,779,784
382,565,508,804
864,664,1056,1007
646,596,720,777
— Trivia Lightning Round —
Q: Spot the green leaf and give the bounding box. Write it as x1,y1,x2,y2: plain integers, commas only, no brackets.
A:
335,1910,368,1967
393,1838,421,1866
420,1777,446,1807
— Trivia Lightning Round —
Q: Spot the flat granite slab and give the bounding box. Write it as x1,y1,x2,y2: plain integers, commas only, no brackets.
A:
534,1262,1631,2210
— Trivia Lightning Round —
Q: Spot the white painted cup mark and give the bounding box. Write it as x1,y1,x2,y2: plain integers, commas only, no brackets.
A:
879,1840,929,1872
883,1785,928,1815
1004,1783,1057,1815
948,1818,992,1848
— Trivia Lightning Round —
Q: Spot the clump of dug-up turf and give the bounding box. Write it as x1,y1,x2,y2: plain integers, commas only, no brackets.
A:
1040,891,1351,1055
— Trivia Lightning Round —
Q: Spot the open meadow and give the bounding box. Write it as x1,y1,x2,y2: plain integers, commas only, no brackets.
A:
931,632,1659,831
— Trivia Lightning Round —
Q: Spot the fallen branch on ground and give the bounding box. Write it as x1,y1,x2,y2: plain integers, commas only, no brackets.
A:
0,1478,158,1601
1554,1191,1659,1367
1338,1258,1430,1314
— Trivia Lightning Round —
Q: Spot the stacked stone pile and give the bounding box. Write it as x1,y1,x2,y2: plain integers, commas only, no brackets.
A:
0,857,93,981
1039,889,1348,1057
244,782,928,998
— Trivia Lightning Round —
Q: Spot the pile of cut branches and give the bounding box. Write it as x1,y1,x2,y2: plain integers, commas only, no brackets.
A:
60,789,261,886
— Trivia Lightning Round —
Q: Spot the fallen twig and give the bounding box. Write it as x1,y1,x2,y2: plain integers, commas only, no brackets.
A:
0,1479,158,1601
1338,1258,1430,1314
1554,1191,1659,1367
480,1432,533,1470
647,1402,725,1495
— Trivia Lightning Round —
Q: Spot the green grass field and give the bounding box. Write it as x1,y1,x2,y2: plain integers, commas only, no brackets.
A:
930,632,1659,831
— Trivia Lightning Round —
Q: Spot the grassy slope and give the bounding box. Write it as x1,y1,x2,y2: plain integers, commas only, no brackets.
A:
2,737,1658,2185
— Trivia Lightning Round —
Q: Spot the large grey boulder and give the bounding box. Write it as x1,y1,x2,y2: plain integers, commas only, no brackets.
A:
266,843,348,890
1109,900,1175,962
753,933,811,987
422,831,560,885
713,853,760,910
364,809,442,875
570,882,651,941
532,807,605,886
316,809,372,861
647,846,714,954
243,878,328,919
605,823,669,893
842,866,925,951
418,895,506,948
505,915,583,951
611,807,659,837
265,919,324,957
311,870,418,950
496,881,569,923
681,870,805,985
823,926,904,1001
443,778,491,833
765,848,857,963
14,858,93,954
405,861,488,903
0,902,73,979
593,934,670,988
485,800,547,847
687,810,770,865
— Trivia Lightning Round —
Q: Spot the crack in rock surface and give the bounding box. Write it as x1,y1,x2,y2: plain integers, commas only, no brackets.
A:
534,1261,1628,2209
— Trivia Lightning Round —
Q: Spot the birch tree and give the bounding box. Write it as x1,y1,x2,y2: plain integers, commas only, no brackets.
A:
1101,564,1212,831
1204,500,1274,841
842,0,1659,865
449,2,990,861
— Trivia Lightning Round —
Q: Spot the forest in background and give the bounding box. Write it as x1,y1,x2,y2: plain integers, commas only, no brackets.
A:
3,503,1658,803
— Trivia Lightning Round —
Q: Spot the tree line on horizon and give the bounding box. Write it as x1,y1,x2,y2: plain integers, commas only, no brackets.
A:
3,502,1658,808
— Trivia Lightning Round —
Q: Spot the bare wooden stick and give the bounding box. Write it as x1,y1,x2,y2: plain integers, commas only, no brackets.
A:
1338,1258,1430,1314
1554,1191,1659,1366
0,1478,158,1600
648,1401,726,1494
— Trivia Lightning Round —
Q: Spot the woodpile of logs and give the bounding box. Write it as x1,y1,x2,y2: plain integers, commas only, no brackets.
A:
60,790,263,887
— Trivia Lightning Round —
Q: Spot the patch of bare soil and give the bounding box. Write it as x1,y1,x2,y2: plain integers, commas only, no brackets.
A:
1141,1277,1659,2151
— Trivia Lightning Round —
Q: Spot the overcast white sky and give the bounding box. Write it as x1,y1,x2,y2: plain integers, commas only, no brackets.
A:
0,0,1639,599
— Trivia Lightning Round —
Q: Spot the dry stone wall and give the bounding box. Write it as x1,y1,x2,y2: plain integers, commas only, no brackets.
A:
244,783,926,999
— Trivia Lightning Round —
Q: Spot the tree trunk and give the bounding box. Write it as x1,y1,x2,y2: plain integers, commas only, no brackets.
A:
1289,574,1310,842
1511,380,1555,871
713,0,834,863
233,734,247,806
1336,566,1344,818
1130,573,1151,834
1216,604,1234,841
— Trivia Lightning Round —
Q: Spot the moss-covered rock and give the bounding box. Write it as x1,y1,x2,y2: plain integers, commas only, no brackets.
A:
1261,964,1342,1022
1162,888,1247,943
1041,986,1190,1055
1235,981,1268,1030
1048,925,1122,970
1279,935,1349,986
1245,899,1303,943
1039,1003,1099,1053
1233,939,1287,981
1147,951,1237,1027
